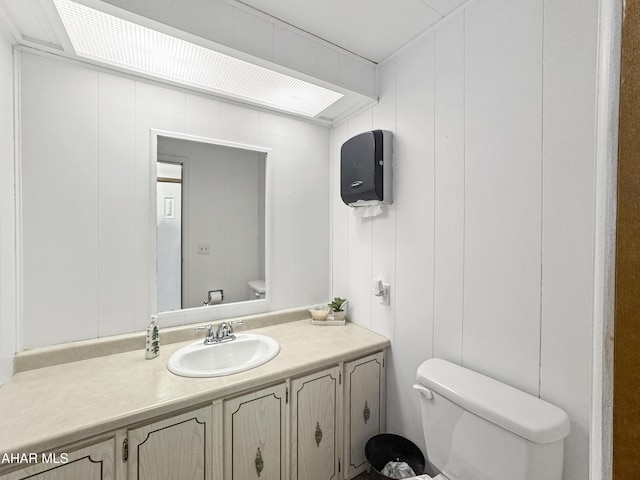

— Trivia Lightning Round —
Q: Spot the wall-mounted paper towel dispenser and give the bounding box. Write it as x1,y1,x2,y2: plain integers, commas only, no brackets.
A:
340,130,393,207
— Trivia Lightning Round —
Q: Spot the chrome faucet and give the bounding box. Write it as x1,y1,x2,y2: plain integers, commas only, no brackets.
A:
195,324,215,344
195,320,243,344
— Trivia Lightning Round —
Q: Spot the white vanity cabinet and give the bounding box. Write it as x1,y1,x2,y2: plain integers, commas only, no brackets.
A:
343,352,386,479
126,405,214,480
223,383,288,480
0,439,116,480
290,366,341,480
221,355,384,480
0,348,387,480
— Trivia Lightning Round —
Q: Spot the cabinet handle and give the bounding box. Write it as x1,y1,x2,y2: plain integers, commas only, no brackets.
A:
364,401,371,424
122,439,128,463
255,447,264,477
315,421,323,447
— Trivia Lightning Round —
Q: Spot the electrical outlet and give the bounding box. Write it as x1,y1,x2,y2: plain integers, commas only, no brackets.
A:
198,244,210,254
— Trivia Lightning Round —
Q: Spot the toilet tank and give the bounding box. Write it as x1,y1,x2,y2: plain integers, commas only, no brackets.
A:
415,359,570,480
248,280,266,300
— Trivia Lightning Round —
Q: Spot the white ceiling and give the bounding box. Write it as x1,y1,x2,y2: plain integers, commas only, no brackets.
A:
234,0,468,63
0,0,469,65
0,0,468,121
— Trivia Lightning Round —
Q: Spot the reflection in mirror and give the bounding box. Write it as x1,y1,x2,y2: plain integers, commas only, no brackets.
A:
156,136,266,313
156,162,183,312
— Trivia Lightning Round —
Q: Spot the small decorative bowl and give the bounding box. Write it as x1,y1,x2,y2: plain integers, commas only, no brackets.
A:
309,308,330,321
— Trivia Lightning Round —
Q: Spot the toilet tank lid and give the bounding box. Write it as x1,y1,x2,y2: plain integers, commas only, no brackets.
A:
416,358,570,444
248,280,265,293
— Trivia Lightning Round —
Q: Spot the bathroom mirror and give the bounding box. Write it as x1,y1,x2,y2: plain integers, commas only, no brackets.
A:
151,131,269,321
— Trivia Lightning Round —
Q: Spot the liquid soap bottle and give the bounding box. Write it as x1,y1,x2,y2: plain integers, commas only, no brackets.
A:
145,314,160,359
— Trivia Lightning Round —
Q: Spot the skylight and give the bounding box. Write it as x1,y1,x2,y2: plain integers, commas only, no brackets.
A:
53,0,343,117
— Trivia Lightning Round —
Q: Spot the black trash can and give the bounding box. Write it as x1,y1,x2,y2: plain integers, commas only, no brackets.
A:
364,433,426,479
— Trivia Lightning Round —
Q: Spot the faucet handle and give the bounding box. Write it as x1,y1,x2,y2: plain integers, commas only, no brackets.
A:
227,319,243,333
195,324,214,339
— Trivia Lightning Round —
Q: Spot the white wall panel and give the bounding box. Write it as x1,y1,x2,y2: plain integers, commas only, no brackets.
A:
391,32,436,449
21,54,99,348
345,110,374,329
370,59,397,341
331,2,600,476
330,121,350,302
97,73,136,337
433,12,465,364
463,0,543,394
540,1,599,478
219,102,261,146
185,94,221,139
0,34,16,384
134,82,186,331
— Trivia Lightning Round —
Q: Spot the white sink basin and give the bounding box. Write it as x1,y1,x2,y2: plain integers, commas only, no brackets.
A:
167,333,280,378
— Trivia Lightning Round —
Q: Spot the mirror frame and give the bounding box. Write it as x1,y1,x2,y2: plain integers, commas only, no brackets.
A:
149,129,271,324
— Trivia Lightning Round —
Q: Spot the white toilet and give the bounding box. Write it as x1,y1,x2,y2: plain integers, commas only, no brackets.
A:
248,279,266,300
413,358,570,480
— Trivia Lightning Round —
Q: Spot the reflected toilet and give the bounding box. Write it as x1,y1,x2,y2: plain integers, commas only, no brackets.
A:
248,280,266,300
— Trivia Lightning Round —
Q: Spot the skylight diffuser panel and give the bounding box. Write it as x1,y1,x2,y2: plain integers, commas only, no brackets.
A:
53,0,343,117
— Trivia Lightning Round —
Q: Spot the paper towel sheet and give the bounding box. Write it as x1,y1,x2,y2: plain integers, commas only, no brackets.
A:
351,200,384,218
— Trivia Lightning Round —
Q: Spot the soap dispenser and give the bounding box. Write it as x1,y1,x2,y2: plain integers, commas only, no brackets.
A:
145,314,159,359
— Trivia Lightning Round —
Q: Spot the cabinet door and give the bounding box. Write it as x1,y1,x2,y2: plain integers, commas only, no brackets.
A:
291,366,340,480
344,352,385,479
224,383,287,480
127,405,214,480
0,439,115,480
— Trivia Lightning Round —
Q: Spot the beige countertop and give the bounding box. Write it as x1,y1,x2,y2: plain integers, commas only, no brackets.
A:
0,319,389,458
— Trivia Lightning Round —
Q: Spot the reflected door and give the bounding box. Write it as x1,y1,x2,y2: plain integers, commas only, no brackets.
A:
156,162,182,312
